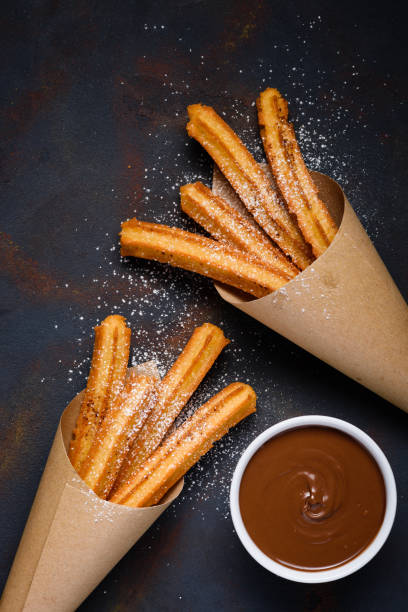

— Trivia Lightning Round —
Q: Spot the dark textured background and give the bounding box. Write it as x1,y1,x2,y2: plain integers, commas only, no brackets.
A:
1,1,407,610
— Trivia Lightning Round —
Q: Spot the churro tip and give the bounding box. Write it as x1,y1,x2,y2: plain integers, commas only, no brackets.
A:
259,86,282,98
201,321,230,346
187,104,218,129
180,181,201,194
258,87,289,121
233,381,257,405
99,314,128,327
179,183,191,197
187,102,205,116
96,314,131,341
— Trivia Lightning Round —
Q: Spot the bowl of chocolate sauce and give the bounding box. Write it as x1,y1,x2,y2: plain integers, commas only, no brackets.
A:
230,416,397,583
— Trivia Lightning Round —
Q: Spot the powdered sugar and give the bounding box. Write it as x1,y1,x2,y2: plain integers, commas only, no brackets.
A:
52,26,377,516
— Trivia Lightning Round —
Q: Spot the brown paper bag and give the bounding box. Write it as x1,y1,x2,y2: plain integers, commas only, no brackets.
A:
1,362,183,612
213,167,408,411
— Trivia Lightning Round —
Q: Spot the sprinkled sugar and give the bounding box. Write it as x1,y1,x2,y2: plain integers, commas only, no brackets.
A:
50,18,378,517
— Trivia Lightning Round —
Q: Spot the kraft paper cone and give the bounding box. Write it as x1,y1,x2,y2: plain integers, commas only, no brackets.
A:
212,166,408,411
1,362,184,612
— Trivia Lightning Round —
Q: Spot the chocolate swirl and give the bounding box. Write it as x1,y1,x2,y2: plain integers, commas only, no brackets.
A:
239,426,385,570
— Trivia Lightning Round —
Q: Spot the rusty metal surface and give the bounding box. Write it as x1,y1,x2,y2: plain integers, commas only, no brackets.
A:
1,1,407,610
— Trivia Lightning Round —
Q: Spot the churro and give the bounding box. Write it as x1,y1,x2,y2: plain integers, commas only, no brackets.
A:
180,182,299,280
187,104,313,270
120,219,288,297
257,88,329,257
257,88,337,253
69,315,131,472
281,121,338,243
265,87,337,242
111,382,256,507
79,372,157,499
111,323,229,497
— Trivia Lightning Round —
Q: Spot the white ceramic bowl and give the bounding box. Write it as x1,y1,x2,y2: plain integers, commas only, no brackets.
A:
230,415,397,583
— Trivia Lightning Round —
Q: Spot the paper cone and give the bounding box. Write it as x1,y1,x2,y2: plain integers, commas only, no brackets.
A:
1,363,183,612
213,167,408,411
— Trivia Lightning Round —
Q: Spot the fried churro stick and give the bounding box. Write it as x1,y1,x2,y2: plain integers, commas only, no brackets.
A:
79,373,157,499
111,323,229,497
257,88,330,258
120,219,288,298
111,382,256,507
180,182,299,280
264,88,337,243
69,315,131,472
281,121,338,243
187,104,313,270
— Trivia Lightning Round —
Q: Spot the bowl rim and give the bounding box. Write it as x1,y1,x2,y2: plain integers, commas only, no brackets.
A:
230,415,397,583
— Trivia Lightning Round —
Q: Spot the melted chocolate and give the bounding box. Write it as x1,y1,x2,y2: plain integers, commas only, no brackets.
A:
239,426,385,571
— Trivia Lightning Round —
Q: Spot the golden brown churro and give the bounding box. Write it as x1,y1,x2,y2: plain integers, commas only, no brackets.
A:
264,88,337,242
69,315,131,472
257,88,337,253
110,382,256,507
180,182,299,280
281,121,338,243
111,323,229,497
120,219,288,297
79,372,157,499
257,88,329,257
187,104,313,270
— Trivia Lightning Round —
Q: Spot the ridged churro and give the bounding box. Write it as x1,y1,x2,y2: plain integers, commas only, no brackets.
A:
281,121,338,243
257,88,329,257
69,315,131,472
180,182,299,280
187,104,313,270
257,88,337,254
111,382,256,507
265,87,337,243
111,323,229,497
79,372,157,499
120,219,288,297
